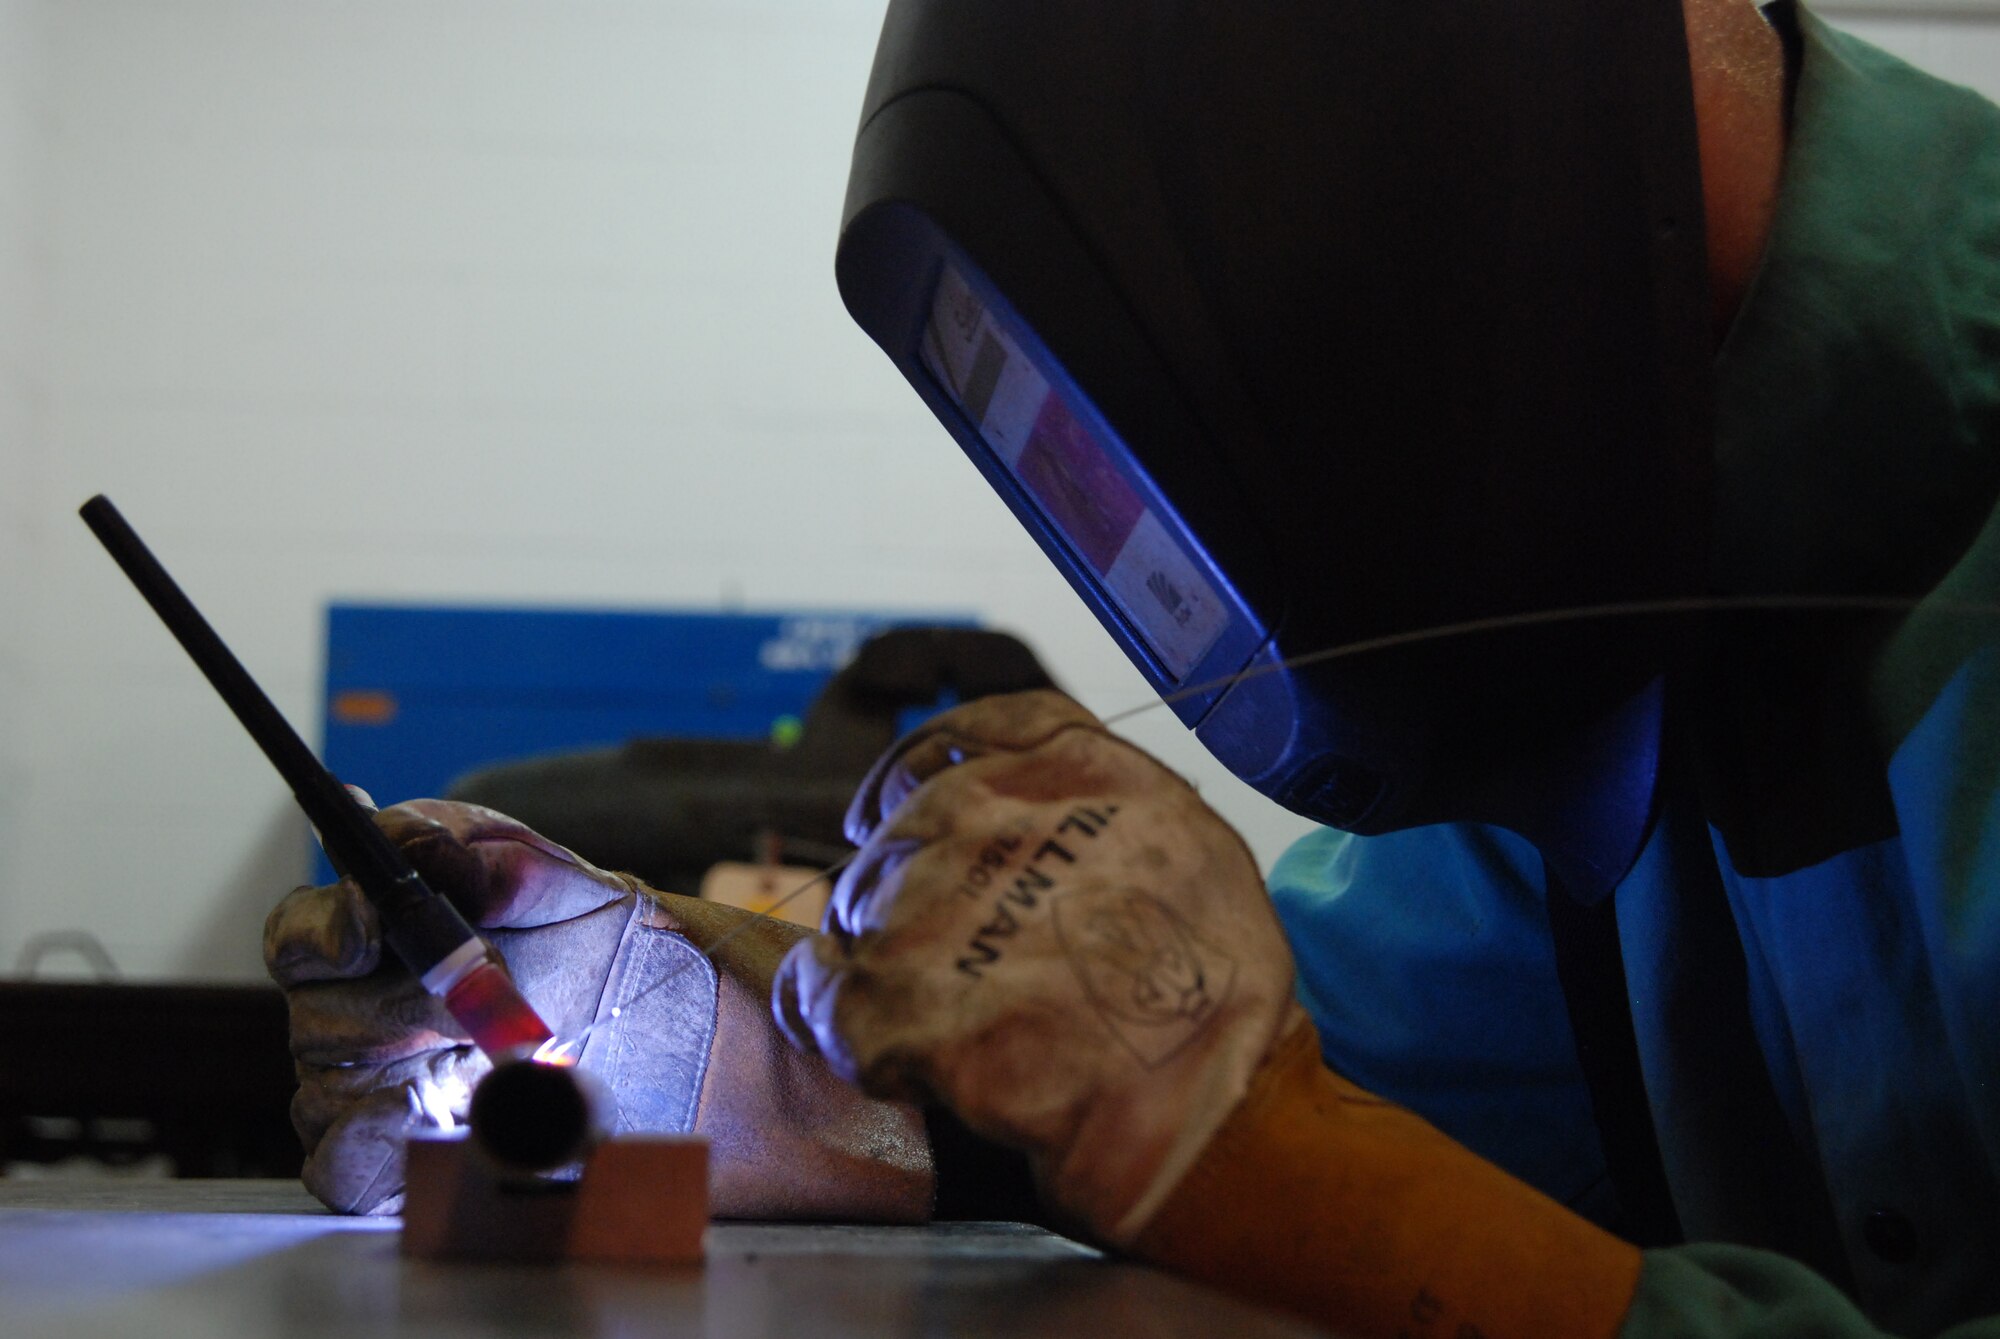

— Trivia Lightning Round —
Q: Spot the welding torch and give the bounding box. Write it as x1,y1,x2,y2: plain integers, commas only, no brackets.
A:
77,495,559,1068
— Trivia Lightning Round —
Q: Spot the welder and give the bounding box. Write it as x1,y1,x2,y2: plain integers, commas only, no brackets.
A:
265,1,2000,1335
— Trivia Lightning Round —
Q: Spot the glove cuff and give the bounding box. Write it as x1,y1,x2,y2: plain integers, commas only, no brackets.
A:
1129,1019,1642,1339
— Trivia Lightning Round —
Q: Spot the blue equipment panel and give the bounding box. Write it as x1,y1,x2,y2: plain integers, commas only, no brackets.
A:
316,605,969,883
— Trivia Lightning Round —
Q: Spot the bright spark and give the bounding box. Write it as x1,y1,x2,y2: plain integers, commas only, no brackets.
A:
531,1036,582,1067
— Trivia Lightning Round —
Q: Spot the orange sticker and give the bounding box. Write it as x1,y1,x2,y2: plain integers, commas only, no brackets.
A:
332,690,399,726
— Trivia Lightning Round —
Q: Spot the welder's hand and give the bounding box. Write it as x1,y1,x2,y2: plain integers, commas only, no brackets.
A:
773,690,1303,1242
264,800,931,1218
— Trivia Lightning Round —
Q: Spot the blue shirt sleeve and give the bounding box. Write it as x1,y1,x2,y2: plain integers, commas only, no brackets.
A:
1269,820,1618,1224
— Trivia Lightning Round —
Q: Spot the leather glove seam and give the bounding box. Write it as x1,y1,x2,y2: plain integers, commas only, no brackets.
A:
585,914,718,1134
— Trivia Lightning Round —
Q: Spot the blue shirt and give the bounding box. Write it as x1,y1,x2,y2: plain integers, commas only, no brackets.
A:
1271,10,2000,1335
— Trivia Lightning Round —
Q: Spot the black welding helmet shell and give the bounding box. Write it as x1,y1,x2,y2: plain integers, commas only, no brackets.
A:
836,0,1714,897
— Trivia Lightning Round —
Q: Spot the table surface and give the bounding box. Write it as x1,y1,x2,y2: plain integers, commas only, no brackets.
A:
0,1180,1328,1338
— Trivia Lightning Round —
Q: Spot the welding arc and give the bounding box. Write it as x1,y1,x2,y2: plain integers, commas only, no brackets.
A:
586,587,2000,1046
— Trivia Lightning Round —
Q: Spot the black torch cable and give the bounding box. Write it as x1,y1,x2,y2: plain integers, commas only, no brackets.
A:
77,496,518,1014
79,497,383,877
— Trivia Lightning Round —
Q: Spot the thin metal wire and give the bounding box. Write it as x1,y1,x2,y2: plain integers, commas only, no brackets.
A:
1102,591,2000,727
584,588,2000,1047
570,852,856,1047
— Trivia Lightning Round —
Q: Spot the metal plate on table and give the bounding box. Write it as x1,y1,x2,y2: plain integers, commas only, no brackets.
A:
0,1181,1330,1338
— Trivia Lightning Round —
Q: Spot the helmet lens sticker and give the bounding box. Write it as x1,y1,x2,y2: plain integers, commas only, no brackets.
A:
921,262,1229,681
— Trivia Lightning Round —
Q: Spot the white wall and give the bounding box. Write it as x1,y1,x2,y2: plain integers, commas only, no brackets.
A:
0,0,49,979
6,2,1999,982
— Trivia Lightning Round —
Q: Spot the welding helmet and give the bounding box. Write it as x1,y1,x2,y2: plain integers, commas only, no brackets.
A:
836,0,1714,897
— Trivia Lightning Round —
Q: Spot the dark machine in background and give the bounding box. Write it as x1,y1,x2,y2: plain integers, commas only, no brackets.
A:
450,627,1059,893
0,982,300,1178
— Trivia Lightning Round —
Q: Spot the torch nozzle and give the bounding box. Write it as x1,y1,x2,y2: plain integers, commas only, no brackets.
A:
443,958,556,1059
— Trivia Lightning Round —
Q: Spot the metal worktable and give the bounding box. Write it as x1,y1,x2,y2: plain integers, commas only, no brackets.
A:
0,1180,1327,1338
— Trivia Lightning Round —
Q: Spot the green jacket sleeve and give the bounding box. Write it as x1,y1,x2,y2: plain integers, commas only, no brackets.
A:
1625,1248,2000,1339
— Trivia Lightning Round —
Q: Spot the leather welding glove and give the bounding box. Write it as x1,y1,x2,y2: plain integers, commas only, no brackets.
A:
774,690,1644,1339
264,799,931,1219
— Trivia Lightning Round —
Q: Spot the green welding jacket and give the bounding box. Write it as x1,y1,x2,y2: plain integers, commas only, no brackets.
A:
1269,7,2000,1338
